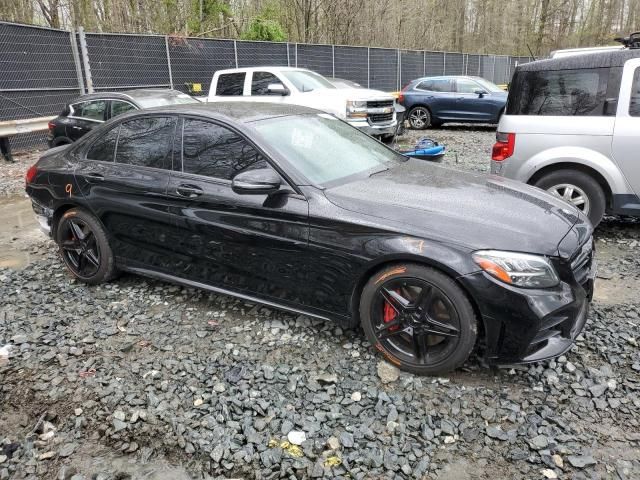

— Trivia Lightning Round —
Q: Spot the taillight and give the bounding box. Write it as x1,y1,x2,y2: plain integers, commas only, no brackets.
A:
492,132,515,161
25,164,38,184
398,83,410,103
47,121,55,131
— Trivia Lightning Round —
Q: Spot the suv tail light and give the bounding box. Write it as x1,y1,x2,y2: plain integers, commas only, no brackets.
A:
398,84,410,103
25,164,38,184
492,132,515,161
47,121,55,132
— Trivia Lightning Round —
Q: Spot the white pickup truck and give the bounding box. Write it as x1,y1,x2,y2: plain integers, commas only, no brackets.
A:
207,67,398,140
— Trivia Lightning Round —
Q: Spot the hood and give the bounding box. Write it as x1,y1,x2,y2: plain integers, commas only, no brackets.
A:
323,160,582,258
306,88,394,102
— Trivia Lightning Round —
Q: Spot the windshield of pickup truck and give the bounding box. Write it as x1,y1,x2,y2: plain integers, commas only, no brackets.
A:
253,114,404,186
282,71,336,92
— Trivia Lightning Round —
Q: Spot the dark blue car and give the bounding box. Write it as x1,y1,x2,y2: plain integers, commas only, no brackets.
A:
399,76,508,129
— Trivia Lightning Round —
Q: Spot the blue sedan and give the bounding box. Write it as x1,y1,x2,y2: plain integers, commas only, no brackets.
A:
399,76,507,129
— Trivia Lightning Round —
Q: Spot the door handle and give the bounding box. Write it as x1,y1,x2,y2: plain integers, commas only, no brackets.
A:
85,172,104,182
71,126,83,130
176,184,203,198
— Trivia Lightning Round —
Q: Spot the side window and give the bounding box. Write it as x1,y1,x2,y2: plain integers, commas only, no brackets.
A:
111,100,136,118
181,119,267,180
456,79,482,94
115,116,176,169
86,125,119,162
216,73,246,96
417,79,453,92
507,68,608,116
630,69,640,117
73,100,107,121
251,72,283,95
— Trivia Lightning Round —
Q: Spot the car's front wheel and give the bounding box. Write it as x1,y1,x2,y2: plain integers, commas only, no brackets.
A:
534,170,606,226
55,208,118,284
408,106,431,130
360,263,477,375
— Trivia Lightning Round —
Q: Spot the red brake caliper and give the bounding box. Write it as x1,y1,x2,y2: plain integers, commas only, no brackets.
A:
383,290,400,331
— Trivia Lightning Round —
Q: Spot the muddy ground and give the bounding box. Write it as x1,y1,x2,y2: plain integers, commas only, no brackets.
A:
0,128,638,480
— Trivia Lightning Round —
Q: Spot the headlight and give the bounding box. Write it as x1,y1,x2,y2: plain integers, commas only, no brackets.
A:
472,250,560,288
346,100,367,118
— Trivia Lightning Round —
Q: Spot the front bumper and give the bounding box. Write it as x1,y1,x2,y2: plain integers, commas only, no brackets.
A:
347,118,398,137
459,252,596,364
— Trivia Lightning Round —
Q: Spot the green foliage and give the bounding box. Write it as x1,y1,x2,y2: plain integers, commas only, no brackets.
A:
240,17,287,41
187,0,232,34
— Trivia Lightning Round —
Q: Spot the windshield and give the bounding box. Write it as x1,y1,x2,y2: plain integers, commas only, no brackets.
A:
281,70,336,92
253,114,405,186
473,78,504,93
136,94,199,108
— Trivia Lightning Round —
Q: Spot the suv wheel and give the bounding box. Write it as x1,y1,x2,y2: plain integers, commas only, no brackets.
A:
534,170,606,226
408,106,431,130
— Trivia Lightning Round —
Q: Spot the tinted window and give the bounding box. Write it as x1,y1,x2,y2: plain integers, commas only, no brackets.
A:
630,69,640,117
74,100,106,121
87,125,119,162
115,117,176,169
456,79,482,94
251,72,283,95
111,100,136,117
181,119,267,180
281,71,335,92
216,73,246,96
507,68,609,116
416,79,453,92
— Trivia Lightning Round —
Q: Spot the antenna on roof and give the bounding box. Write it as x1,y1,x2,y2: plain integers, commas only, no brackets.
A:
526,44,537,61
614,32,640,49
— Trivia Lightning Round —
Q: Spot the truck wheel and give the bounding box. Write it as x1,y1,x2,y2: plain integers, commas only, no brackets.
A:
408,106,431,130
534,170,606,226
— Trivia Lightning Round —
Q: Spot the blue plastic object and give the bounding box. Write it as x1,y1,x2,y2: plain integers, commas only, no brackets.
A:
400,137,446,161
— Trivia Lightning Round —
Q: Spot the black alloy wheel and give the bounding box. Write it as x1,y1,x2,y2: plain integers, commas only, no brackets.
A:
360,264,477,375
56,208,118,284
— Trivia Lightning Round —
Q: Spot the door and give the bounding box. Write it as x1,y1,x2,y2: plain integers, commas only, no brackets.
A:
612,58,640,196
66,99,107,141
454,78,494,121
166,117,309,305
413,78,458,119
74,115,180,270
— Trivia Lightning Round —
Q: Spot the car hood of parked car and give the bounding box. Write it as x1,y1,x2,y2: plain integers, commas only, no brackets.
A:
323,160,588,258
308,87,395,102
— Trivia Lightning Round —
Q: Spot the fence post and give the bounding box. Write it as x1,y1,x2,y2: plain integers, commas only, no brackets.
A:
464,54,468,75
332,45,335,78
286,43,290,67
367,47,370,88
69,29,85,94
492,55,497,83
295,43,298,67
397,49,401,89
165,36,174,89
77,26,94,93
233,40,238,68
443,52,446,75
423,51,426,76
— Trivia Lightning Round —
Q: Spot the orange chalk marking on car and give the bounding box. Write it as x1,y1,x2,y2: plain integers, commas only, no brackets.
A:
375,267,406,284
65,184,73,196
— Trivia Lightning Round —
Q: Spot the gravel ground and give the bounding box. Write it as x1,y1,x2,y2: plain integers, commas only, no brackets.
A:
1,130,639,480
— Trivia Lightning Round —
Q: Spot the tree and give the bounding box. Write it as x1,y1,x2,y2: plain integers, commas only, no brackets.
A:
240,17,287,41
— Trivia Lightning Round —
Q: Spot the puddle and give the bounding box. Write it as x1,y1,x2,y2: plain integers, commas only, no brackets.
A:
0,195,41,269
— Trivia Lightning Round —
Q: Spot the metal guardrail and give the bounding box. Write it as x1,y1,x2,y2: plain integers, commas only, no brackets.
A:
0,116,56,137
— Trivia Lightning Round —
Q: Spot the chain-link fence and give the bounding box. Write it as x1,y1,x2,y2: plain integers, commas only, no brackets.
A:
0,21,533,150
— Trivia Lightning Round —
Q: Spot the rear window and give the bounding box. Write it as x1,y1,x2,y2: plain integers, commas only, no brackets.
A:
216,73,246,96
507,68,609,116
416,79,453,92
630,68,640,117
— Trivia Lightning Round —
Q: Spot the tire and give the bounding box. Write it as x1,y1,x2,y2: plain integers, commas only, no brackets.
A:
359,263,477,375
55,208,118,285
533,169,606,226
408,106,431,130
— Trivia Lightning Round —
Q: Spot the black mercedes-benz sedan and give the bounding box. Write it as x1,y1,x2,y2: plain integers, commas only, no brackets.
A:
46,89,199,147
25,102,596,375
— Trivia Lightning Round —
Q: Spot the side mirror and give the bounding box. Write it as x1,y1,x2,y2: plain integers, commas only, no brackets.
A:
232,168,281,195
267,83,289,96
475,90,488,98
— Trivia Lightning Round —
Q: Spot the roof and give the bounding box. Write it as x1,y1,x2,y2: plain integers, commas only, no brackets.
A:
72,89,190,104
214,66,312,74
126,101,322,123
518,48,640,72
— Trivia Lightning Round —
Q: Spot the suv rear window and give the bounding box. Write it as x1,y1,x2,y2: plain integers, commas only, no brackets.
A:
507,68,609,116
216,73,246,96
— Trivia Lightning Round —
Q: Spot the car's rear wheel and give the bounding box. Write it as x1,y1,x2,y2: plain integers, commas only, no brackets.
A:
534,170,606,226
360,264,477,375
55,208,118,284
408,106,431,130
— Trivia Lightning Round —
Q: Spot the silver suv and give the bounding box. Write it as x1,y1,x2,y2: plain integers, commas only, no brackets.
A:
491,48,640,226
